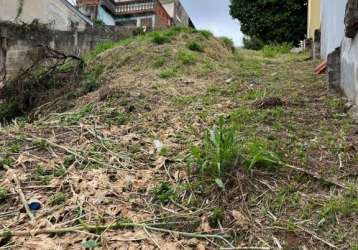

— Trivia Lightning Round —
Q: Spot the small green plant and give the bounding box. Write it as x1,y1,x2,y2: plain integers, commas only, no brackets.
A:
191,117,239,187
0,158,12,170
187,41,204,52
262,43,292,58
320,196,358,222
159,68,177,79
152,57,166,68
242,139,281,169
49,192,66,206
177,50,197,65
0,187,9,202
152,182,176,203
209,207,225,227
82,240,98,249
151,32,171,45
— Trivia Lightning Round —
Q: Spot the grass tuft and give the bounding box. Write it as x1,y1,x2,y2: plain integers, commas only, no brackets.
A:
262,43,292,58
187,41,204,52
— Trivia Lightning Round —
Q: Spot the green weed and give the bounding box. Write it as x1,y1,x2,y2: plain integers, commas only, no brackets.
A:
152,57,166,68
262,43,292,58
187,41,204,52
191,117,239,187
177,50,197,65
242,138,280,169
49,192,66,206
152,32,171,45
152,182,176,203
0,187,9,202
209,207,225,227
159,68,177,79
320,196,358,221
0,157,13,169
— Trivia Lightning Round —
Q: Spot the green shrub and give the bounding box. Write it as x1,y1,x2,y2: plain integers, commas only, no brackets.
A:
159,68,177,79
262,43,292,58
220,37,236,52
177,50,197,65
187,41,204,52
151,32,171,45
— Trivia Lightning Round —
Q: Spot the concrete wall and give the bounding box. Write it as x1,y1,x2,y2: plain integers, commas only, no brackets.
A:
307,0,320,40
341,33,358,104
0,22,136,80
320,0,348,59
0,0,91,31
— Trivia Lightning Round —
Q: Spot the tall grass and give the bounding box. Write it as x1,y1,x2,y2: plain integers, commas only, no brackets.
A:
262,43,292,58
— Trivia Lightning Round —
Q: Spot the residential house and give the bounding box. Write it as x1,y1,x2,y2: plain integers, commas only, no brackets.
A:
0,0,93,31
77,0,194,29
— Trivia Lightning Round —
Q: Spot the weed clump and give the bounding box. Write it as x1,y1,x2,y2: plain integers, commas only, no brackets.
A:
152,182,176,203
49,192,66,206
177,50,197,65
262,43,292,58
187,41,204,52
159,68,177,79
152,32,172,45
191,117,239,186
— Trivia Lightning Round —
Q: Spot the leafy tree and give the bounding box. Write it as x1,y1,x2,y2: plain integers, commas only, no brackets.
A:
230,0,308,47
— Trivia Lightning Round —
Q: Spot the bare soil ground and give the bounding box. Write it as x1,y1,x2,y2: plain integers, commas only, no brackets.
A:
0,29,357,249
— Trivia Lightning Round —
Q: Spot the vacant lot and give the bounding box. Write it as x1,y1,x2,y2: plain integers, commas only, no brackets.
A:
1,28,357,249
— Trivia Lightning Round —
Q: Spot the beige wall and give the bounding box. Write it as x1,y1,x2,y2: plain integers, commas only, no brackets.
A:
307,0,321,40
0,0,88,31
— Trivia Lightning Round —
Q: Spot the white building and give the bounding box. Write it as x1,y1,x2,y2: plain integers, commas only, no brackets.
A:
0,0,93,31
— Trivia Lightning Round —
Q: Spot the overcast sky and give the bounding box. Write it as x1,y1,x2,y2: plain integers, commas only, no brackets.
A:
181,0,243,46
69,0,243,45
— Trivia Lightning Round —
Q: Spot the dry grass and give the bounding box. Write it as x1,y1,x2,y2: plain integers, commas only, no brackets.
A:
0,28,357,249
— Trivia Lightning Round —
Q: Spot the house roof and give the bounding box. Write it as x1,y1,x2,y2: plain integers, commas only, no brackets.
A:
60,0,94,26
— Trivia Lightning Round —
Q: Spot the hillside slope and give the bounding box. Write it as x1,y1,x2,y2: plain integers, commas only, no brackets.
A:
0,28,358,249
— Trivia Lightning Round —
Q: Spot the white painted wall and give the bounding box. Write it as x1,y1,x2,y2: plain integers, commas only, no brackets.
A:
341,34,358,104
0,0,90,31
320,0,348,59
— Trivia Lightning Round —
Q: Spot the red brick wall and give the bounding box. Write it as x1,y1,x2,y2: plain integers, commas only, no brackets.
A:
155,1,172,28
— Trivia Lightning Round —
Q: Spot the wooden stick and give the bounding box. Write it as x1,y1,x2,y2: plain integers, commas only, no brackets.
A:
12,174,35,222
3,165,35,222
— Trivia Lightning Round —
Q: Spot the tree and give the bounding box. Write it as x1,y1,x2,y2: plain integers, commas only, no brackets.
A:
230,0,308,47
